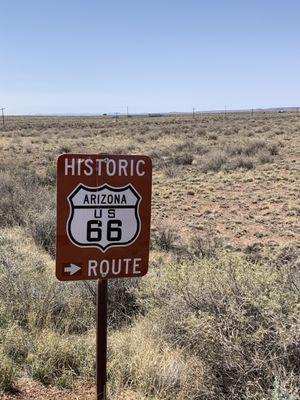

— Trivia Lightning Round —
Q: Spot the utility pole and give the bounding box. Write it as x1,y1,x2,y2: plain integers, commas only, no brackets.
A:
192,108,195,119
251,108,254,116
224,105,227,119
126,106,129,118
1,108,5,128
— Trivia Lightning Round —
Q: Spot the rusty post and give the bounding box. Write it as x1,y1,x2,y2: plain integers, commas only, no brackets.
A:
96,279,108,399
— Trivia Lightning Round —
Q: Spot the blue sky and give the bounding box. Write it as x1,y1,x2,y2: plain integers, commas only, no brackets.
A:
1,0,300,115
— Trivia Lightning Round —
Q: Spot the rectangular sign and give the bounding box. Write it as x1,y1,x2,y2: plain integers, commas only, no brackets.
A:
56,154,152,281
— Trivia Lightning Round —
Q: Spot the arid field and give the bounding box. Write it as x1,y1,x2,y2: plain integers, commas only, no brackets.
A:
0,112,299,399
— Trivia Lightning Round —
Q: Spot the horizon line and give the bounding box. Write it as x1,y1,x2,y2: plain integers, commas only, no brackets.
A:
2,105,300,117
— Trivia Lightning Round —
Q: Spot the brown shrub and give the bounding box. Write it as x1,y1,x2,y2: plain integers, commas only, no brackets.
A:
200,150,228,173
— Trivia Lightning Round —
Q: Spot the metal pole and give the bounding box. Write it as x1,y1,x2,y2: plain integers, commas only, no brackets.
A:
96,279,108,400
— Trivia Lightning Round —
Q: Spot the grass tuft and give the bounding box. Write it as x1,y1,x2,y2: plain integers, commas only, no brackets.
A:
0,350,16,392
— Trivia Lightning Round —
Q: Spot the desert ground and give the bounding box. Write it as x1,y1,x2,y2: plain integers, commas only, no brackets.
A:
0,112,299,399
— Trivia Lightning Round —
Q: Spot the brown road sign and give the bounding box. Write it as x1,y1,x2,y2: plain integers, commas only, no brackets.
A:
56,154,152,281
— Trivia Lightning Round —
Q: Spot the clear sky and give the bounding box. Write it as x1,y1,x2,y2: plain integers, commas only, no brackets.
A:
1,0,300,115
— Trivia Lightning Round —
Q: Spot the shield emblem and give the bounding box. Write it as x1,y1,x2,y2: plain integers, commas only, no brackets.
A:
67,184,141,252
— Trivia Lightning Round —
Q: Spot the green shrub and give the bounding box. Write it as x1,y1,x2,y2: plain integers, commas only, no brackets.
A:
152,226,180,252
0,228,94,333
0,350,16,392
0,169,56,256
200,150,228,173
199,138,280,173
108,319,204,400
172,152,193,165
258,149,272,164
230,155,255,170
1,325,29,364
162,164,177,178
0,228,97,389
28,330,95,387
268,143,279,155
27,205,56,258
44,163,57,185
0,172,26,226
207,132,218,140
59,145,72,153
134,252,300,399
243,140,266,156
189,232,222,258
107,279,141,329
226,140,266,157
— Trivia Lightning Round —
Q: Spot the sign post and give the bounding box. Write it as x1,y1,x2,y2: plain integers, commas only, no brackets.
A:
96,279,107,399
56,154,152,399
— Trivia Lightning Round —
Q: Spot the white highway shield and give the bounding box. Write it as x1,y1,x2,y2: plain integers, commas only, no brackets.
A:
67,184,141,252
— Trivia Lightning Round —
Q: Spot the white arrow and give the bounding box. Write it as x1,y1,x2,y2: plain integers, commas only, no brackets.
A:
64,264,81,275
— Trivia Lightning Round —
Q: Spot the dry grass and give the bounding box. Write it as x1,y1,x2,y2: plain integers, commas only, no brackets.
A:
134,252,299,399
2,111,298,249
0,112,299,399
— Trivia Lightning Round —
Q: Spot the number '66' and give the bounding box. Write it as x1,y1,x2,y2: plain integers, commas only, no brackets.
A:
87,220,122,241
